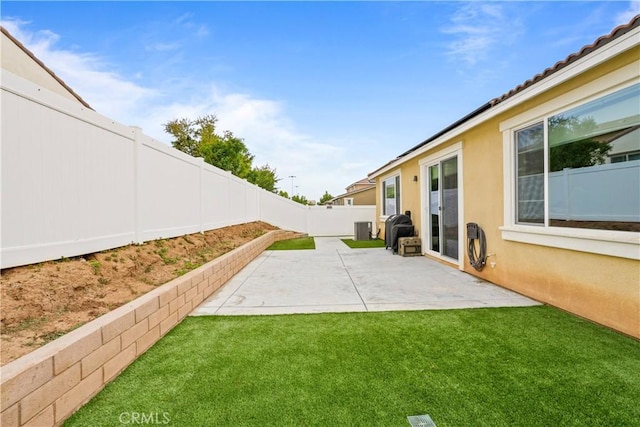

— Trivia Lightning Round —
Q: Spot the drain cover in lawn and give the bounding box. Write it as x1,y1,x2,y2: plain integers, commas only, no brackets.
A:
407,414,436,427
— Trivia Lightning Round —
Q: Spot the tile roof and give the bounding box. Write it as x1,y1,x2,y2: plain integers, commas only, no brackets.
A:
490,14,640,106
1,26,93,110
347,178,375,187
369,14,640,178
329,184,376,203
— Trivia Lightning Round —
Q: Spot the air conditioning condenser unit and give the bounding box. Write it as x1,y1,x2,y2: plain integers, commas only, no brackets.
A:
354,221,372,241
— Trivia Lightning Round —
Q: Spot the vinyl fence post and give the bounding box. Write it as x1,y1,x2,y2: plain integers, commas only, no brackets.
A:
199,157,205,234
131,126,143,245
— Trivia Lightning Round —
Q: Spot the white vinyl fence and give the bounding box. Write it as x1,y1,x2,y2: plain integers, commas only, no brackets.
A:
1,70,375,269
549,161,640,222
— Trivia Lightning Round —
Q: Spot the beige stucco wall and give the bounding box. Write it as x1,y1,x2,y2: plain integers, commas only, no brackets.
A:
1,31,82,105
353,187,376,205
375,46,640,338
375,142,456,240
334,187,376,206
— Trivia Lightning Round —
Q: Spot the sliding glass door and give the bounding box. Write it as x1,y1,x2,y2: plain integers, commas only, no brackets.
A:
427,155,459,260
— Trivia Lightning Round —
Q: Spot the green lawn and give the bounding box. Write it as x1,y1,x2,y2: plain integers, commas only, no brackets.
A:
341,238,386,249
65,307,640,426
266,236,315,250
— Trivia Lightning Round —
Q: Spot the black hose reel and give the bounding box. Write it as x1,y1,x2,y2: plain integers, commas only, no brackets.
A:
467,222,487,271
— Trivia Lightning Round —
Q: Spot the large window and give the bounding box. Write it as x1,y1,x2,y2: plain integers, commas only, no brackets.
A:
514,83,640,232
382,175,400,215
515,123,544,224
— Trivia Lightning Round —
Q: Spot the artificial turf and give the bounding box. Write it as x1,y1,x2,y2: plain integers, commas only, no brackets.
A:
341,238,386,248
65,306,640,426
266,236,315,250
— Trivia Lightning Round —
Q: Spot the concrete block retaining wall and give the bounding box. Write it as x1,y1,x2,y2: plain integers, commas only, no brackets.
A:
0,230,291,427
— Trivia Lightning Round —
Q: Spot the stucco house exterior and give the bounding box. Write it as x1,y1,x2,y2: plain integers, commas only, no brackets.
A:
1,26,92,109
369,17,639,338
329,178,376,206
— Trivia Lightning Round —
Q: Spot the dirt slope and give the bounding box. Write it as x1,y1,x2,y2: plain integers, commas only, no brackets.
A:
1,222,287,365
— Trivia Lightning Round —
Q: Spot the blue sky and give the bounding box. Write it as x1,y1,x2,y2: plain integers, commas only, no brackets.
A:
2,1,638,200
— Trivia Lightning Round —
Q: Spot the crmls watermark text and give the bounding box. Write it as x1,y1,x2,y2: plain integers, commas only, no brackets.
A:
118,412,171,425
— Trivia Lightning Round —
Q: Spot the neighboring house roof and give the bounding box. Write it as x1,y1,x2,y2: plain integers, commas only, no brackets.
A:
369,15,640,177
347,178,375,189
1,26,93,110
329,185,376,203
328,177,376,204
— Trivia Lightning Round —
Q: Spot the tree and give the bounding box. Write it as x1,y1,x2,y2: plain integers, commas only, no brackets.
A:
277,190,289,199
291,194,309,205
247,164,279,192
548,115,611,172
164,115,279,192
163,117,204,157
319,191,333,204
199,130,254,178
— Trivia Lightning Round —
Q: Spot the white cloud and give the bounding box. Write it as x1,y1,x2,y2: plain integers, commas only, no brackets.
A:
143,87,354,199
1,18,157,122
173,12,209,38
615,1,640,26
174,13,193,26
543,2,638,50
145,42,181,52
442,2,523,66
1,19,369,199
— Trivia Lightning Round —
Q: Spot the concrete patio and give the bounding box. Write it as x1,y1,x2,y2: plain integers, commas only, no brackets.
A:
192,236,540,316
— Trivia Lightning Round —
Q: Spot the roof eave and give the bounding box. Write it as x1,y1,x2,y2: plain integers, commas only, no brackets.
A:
1,26,94,110
369,16,640,181
330,185,376,201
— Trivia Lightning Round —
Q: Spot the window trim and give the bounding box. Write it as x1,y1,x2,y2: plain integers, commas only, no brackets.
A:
514,121,546,226
501,73,640,260
418,141,465,269
379,171,401,220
